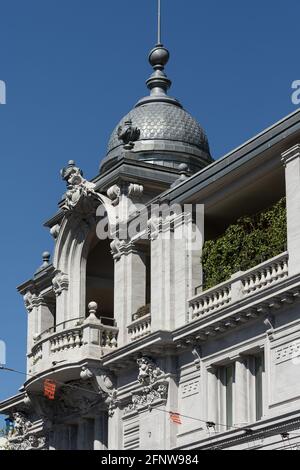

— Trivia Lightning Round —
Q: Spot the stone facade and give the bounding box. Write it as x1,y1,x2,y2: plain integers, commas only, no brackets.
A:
2,40,300,451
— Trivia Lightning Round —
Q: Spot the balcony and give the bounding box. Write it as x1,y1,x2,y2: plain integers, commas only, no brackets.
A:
189,252,289,322
127,304,152,341
128,313,151,341
29,302,118,375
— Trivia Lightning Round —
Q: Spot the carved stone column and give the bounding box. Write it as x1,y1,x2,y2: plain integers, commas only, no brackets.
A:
23,291,39,373
282,144,300,276
113,242,147,346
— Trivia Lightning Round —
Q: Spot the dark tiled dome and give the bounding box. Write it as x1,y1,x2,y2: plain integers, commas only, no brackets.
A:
100,44,213,174
107,102,210,157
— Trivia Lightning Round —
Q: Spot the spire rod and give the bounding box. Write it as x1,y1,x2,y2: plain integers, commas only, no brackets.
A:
157,0,162,45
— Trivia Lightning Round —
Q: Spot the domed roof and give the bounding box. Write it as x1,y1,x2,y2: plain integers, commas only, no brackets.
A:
107,102,210,158
100,45,212,174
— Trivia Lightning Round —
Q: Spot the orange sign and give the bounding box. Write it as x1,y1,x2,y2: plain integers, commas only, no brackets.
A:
169,412,182,425
44,379,56,400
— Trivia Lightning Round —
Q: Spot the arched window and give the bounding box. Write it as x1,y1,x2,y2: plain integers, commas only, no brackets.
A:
85,238,114,325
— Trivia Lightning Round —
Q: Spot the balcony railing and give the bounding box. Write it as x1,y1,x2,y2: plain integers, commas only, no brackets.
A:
189,252,289,322
128,313,152,341
30,304,118,374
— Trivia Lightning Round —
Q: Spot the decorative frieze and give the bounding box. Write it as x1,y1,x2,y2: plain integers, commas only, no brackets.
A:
7,413,48,451
124,357,168,414
181,379,200,399
275,341,300,364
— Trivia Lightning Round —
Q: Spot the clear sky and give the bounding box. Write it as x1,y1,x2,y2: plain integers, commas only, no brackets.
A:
0,0,299,418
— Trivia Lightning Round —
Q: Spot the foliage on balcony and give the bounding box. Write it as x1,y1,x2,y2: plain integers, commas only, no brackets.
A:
132,304,151,321
202,198,287,290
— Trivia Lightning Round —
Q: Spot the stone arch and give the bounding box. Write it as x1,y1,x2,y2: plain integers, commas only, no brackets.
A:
52,194,116,323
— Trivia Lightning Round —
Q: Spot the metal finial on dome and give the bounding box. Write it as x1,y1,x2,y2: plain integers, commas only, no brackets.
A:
157,0,161,45
135,0,181,108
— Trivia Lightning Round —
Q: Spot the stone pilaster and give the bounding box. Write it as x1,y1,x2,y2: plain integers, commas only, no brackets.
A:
173,210,203,328
23,291,39,371
206,366,218,425
36,296,55,336
150,222,172,331
282,144,300,276
234,357,249,427
108,407,122,450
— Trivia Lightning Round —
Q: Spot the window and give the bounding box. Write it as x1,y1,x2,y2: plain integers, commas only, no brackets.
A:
225,364,234,429
86,239,114,323
254,353,264,421
213,351,265,431
218,363,235,431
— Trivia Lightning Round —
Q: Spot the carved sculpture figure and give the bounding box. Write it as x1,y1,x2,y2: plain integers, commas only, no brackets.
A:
137,356,162,386
117,119,140,149
60,161,98,212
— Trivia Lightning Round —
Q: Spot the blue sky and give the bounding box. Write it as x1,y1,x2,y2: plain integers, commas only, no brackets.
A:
0,0,299,417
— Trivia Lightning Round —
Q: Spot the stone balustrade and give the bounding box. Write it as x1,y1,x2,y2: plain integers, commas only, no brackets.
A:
29,302,118,374
50,328,83,353
128,313,151,341
242,253,288,296
190,284,232,319
189,252,289,322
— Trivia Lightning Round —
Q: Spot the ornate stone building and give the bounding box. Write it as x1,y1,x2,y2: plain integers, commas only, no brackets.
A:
2,37,300,451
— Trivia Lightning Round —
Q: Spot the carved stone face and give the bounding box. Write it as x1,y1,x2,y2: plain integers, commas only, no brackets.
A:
67,169,84,187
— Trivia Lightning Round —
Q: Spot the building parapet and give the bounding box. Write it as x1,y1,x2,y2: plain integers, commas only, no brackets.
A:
189,252,288,322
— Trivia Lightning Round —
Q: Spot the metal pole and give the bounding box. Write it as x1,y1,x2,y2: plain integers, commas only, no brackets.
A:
158,0,161,44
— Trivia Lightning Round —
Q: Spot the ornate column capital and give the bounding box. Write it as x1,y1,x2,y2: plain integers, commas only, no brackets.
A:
23,291,38,313
52,270,69,296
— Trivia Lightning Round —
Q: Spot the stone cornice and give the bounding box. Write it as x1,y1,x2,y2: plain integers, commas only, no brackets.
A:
17,265,55,297
281,143,300,166
177,409,300,450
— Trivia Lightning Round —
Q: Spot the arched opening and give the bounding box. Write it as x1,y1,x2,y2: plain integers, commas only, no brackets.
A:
85,238,114,325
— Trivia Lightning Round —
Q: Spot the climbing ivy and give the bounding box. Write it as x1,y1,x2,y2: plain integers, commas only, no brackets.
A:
202,198,287,290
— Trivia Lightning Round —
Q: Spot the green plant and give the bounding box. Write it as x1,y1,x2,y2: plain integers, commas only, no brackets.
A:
202,198,287,290
132,304,151,321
